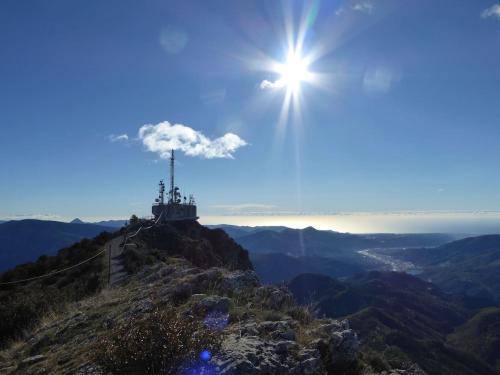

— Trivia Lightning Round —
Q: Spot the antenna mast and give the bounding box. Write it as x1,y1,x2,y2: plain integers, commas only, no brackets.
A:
170,149,175,203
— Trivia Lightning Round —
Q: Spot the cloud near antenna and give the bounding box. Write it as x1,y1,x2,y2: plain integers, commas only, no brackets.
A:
138,121,247,159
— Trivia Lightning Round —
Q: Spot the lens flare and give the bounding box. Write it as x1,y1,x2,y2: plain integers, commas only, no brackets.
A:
200,350,212,361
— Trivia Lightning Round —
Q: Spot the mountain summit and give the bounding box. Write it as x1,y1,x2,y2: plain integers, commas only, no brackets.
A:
0,221,381,375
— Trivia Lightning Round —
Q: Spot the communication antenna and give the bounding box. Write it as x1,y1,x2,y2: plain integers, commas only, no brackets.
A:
169,149,175,203
157,180,165,204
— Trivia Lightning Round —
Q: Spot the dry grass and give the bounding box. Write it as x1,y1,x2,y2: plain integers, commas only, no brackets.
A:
287,304,315,325
93,306,222,374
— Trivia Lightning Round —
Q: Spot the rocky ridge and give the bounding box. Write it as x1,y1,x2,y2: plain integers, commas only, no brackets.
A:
0,223,424,374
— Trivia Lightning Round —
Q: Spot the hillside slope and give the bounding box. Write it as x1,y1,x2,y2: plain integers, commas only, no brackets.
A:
0,222,402,375
393,235,500,307
288,272,497,375
448,307,500,372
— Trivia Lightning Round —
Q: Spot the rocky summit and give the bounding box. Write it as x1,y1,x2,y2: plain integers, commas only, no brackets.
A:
0,222,422,374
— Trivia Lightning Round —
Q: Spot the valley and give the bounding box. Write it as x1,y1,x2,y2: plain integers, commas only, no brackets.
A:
357,248,423,274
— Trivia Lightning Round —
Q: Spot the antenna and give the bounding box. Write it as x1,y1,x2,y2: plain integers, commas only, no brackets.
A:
158,180,164,204
169,149,175,203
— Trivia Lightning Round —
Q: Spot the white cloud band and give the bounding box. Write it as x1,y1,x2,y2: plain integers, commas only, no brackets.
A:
138,121,247,159
109,134,129,142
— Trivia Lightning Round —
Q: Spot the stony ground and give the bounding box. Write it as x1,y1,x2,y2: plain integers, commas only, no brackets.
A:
0,253,366,375
0,245,426,375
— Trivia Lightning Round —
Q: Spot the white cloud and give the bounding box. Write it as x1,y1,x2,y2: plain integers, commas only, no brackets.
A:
159,27,189,54
353,2,374,14
481,4,500,19
363,67,397,94
138,121,247,159
109,134,129,143
260,79,285,90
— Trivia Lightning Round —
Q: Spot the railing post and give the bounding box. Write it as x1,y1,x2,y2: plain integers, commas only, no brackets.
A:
107,244,111,286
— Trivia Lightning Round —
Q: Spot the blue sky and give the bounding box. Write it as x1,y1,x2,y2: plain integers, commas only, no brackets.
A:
1,0,500,228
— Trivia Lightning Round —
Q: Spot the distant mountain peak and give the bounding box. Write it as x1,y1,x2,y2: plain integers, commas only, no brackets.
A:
303,226,317,232
70,218,85,224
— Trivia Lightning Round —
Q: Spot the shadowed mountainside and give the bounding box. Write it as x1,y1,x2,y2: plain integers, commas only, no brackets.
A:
0,220,116,271
288,272,497,375
127,220,253,271
250,252,365,284
389,235,500,308
448,307,500,372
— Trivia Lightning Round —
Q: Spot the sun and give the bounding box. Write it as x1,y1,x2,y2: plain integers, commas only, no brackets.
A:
276,49,311,94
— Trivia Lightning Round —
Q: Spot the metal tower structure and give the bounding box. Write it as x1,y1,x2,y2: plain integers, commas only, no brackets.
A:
152,149,198,222
169,149,175,204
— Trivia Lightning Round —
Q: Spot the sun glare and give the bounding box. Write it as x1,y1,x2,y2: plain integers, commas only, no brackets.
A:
277,50,311,93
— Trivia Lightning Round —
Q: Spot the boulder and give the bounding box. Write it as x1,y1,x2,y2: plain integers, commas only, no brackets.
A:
219,270,260,295
254,286,294,310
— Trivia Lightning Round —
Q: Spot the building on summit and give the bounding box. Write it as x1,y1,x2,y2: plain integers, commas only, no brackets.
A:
152,150,198,222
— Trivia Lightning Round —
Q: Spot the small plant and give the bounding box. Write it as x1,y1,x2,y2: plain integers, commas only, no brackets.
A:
287,305,314,325
94,306,222,374
129,214,140,225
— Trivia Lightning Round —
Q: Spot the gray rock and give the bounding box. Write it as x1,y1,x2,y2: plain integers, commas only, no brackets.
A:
275,340,298,354
213,334,289,374
196,295,231,314
219,270,260,295
272,328,296,341
292,355,325,375
306,320,360,369
238,321,260,336
212,332,327,375
329,329,359,364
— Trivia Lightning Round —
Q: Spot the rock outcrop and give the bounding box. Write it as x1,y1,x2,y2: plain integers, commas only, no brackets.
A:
0,223,418,375
1,256,362,374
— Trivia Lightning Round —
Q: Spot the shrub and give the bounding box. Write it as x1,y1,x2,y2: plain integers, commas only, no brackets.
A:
94,307,222,374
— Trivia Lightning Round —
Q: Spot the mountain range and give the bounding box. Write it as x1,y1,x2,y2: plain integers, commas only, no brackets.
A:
0,220,499,374
0,219,116,271
217,225,458,256
210,225,459,284
71,218,127,228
